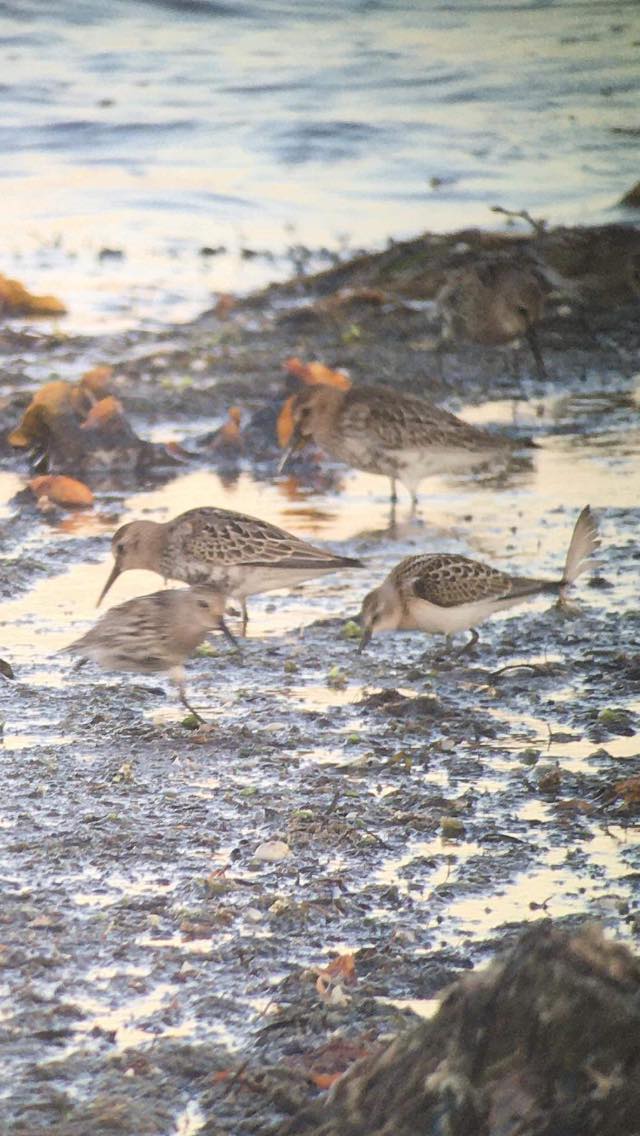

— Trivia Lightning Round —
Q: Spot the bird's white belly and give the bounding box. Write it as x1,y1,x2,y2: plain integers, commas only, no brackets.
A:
411,446,494,476
406,594,522,635
226,564,338,600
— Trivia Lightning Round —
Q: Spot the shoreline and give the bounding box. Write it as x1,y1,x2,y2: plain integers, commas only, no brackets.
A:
0,220,639,1135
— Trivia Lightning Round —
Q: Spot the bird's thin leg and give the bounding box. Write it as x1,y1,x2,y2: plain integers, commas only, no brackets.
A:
178,684,205,724
434,337,447,382
240,600,249,637
525,324,547,381
219,616,240,650
171,668,205,723
410,490,419,518
508,345,521,379
457,628,479,655
386,478,399,535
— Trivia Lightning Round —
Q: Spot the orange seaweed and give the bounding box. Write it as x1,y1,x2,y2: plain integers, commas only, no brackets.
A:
81,396,124,430
309,1072,343,1090
8,381,77,446
28,475,94,508
0,273,66,316
80,364,114,397
284,356,351,389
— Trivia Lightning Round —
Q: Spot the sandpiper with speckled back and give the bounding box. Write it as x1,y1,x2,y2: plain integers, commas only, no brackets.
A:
278,381,527,515
437,257,548,379
98,505,362,631
358,506,599,653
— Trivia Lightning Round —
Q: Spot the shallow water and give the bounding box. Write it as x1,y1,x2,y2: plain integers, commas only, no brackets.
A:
1,405,637,674
1,0,639,332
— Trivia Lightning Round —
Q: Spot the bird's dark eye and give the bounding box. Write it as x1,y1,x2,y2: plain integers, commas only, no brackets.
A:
197,599,209,610
116,542,125,555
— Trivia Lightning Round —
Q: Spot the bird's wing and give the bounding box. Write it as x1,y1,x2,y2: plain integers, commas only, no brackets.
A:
341,386,499,451
65,593,172,656
405,555,516,608
169,508,358,568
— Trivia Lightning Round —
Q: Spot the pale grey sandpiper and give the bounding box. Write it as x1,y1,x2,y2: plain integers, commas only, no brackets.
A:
63,585,235,721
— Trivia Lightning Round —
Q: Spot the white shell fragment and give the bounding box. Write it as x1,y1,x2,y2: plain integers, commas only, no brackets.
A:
253,840,292,863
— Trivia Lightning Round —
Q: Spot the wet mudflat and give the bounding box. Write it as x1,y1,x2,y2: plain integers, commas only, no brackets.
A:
0,226,639,1134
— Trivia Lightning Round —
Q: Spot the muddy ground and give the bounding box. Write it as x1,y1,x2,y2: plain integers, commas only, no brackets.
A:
0,223,639,1135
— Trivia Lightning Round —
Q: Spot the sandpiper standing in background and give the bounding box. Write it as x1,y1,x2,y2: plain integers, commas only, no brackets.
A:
63,585,235,721
278,381,528,519
98,506,362,632
437,257,548,379
357,506,599,653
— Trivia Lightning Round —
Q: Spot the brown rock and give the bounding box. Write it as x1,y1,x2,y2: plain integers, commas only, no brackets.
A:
280,923,640,1136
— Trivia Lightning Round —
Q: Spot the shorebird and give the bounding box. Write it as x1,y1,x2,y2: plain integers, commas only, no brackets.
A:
63,586,235,721
207,406,244,457
278,381,524,515
98,506,362,631
437,257,548,379
358,506,599,653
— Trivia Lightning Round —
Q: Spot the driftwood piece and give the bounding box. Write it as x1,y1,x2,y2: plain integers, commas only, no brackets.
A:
280,922,640,1136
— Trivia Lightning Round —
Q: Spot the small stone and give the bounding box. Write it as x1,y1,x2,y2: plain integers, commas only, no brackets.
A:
254,840,292,863
440,816,465,838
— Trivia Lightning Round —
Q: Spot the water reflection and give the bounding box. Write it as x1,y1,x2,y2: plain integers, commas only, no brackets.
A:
2,413,638,673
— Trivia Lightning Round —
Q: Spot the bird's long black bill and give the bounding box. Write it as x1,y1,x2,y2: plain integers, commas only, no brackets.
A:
525,324,547,380
277,445,295,475
218,617,239,649
357,628,372,655
97,562,121,606
277,426,306,475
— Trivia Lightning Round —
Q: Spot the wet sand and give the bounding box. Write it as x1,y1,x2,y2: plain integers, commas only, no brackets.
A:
0,223,639,1134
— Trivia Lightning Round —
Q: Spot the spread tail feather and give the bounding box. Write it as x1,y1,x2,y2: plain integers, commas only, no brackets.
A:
561,505,600,589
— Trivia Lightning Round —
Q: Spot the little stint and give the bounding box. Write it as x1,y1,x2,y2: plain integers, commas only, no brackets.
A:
98,505,362,631
358,506,599,652
63,585,235,721
437,257,548,379
278,381,524,515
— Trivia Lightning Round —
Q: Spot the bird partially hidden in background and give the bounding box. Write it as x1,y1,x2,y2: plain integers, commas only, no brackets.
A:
205,406,244,459
278,381,528,520
357,505,599,654
63,585,235,722
98,506,362,633
436,257,548,380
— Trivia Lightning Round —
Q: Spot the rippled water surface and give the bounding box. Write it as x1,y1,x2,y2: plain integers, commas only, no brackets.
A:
1,0,639,330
